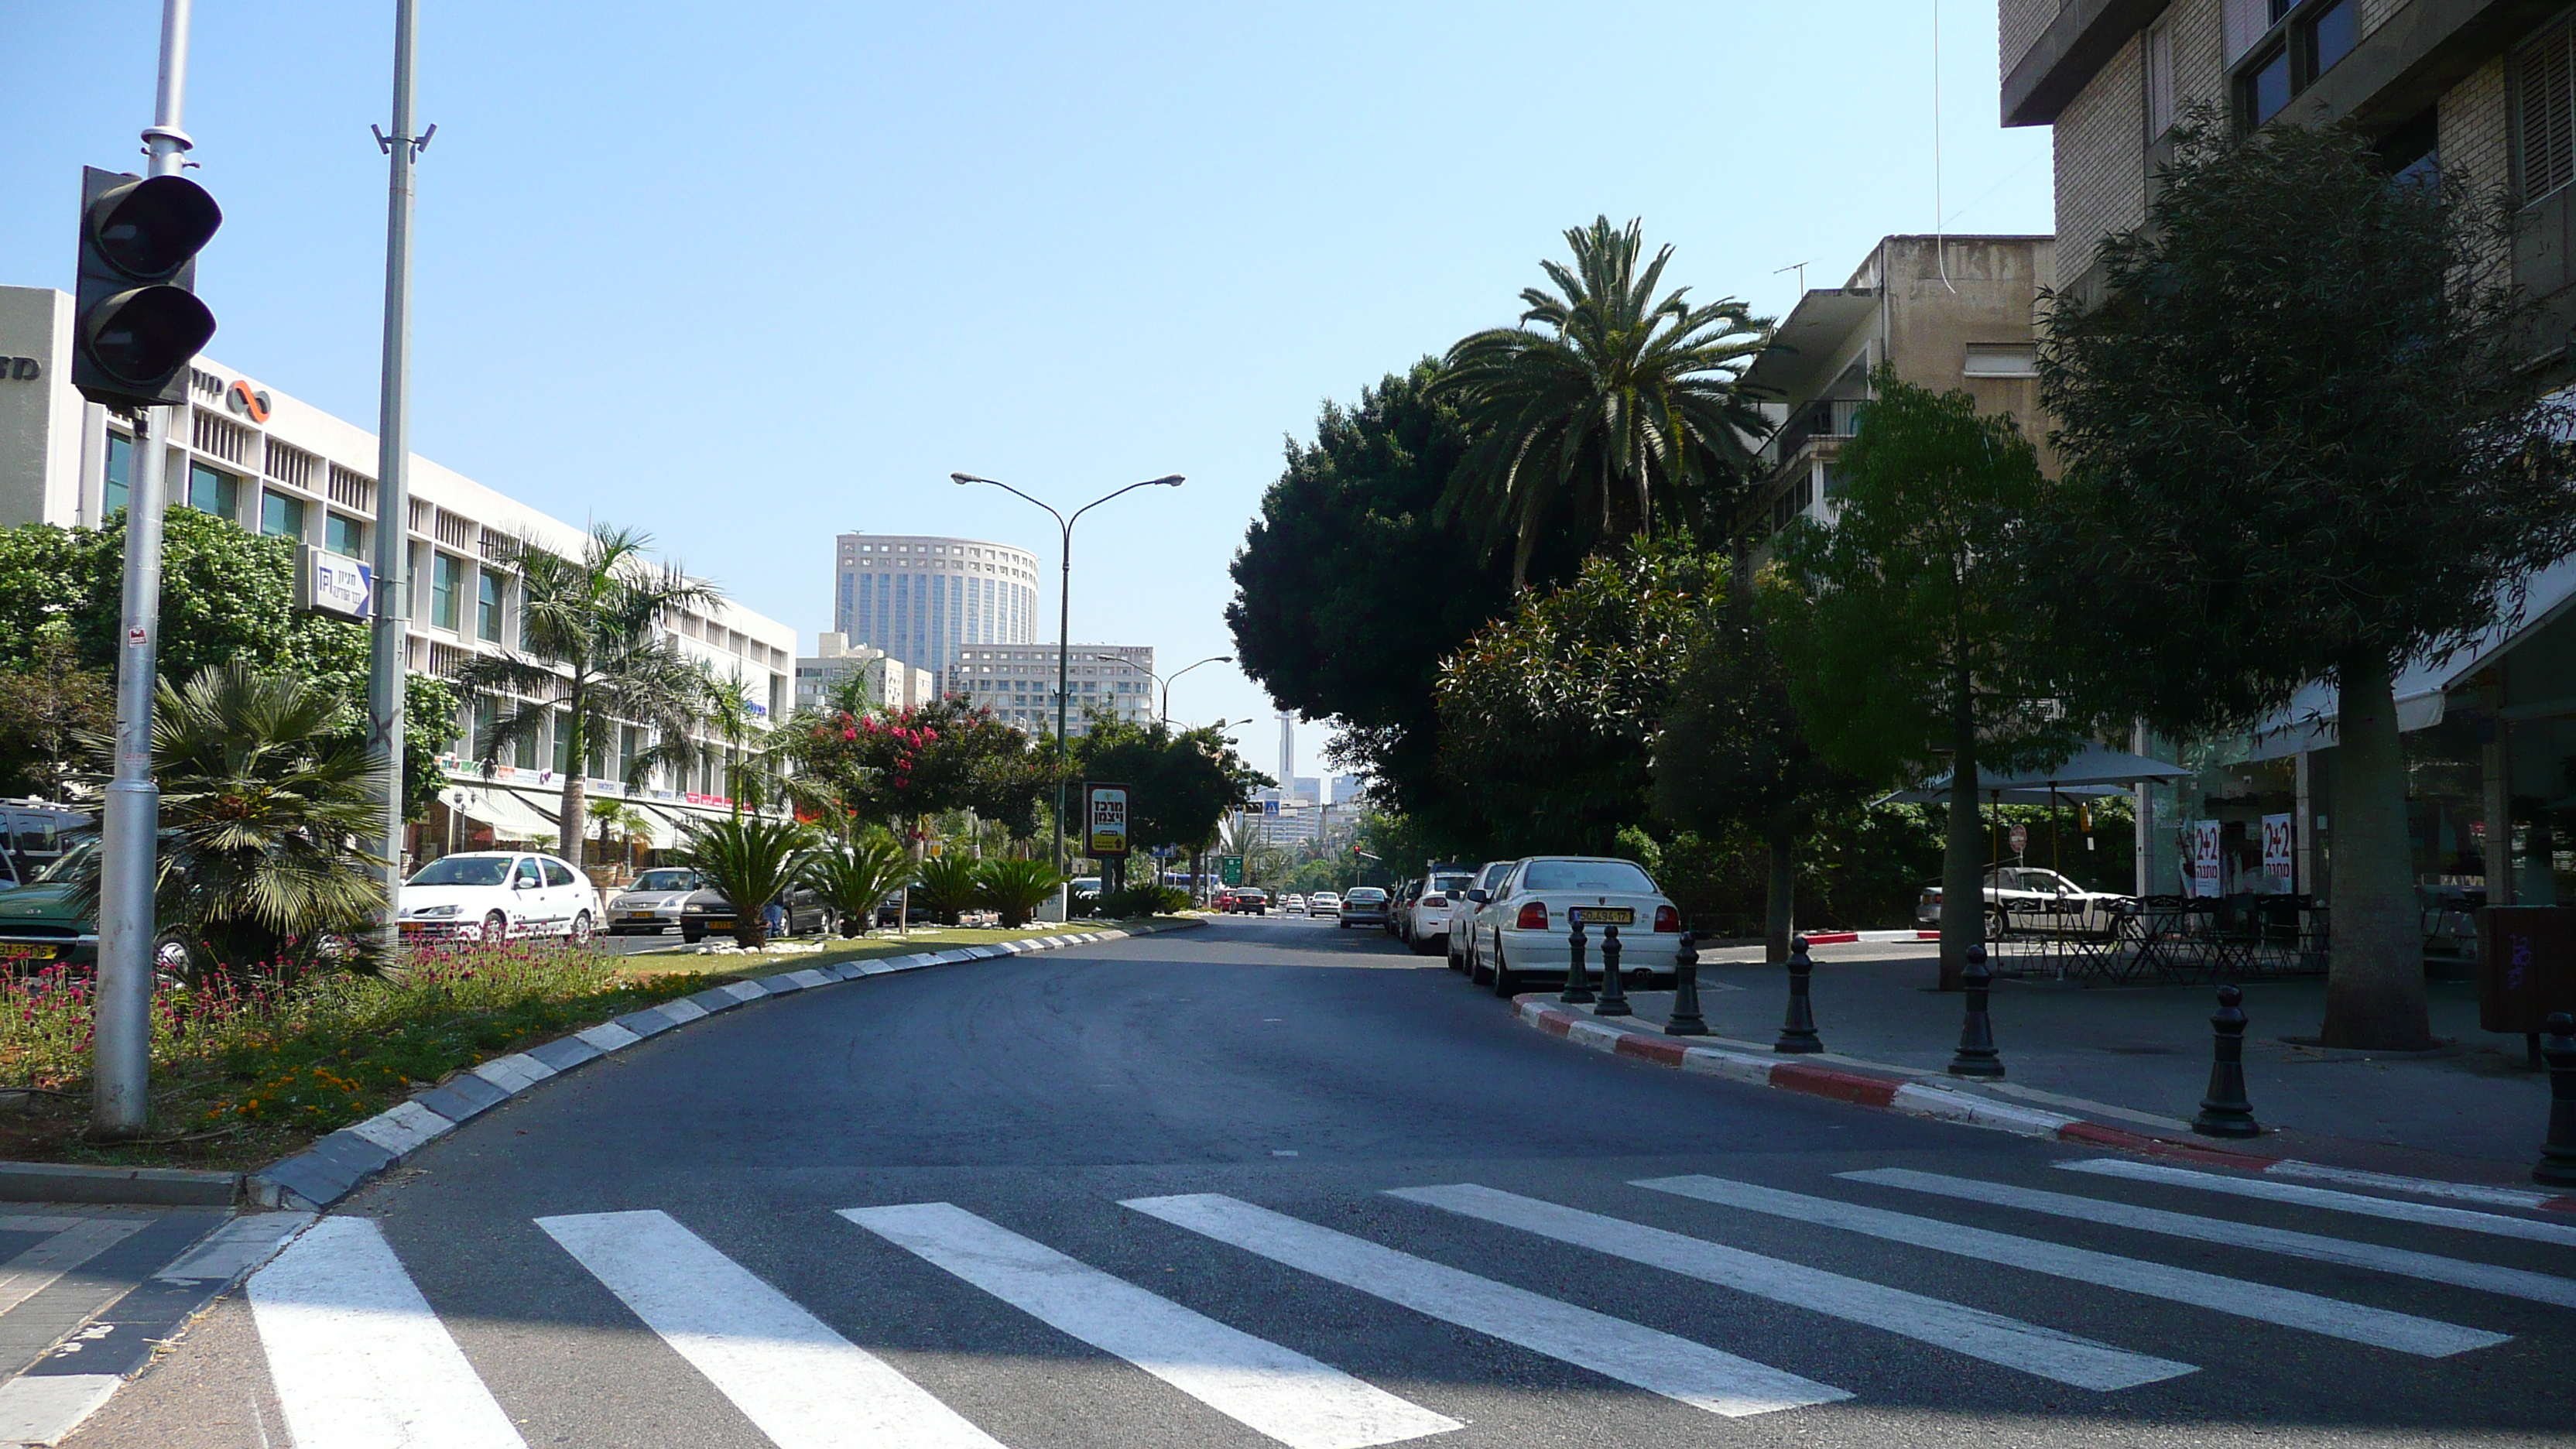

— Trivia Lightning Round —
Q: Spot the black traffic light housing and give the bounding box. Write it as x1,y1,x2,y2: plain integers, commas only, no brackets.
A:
72,166,221,410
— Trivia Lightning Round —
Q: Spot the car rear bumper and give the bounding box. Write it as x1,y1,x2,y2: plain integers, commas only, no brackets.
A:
1495,929,1684,975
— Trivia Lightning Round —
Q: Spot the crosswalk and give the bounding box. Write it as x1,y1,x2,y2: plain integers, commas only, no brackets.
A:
238,1156,2576,1447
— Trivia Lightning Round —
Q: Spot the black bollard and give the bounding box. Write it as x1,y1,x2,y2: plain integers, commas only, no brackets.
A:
1775,935,1823,1053
2536,1012,2576,1185
1559,913,1595,1005
1947,945,2005,1078
2192,984,2259,1138
1666,930,1708,1036
1596,923,1632,1016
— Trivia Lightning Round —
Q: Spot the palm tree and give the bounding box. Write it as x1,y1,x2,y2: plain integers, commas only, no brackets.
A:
127,664,390,984
673,814,814,948
1434,216,1773,585
587,798,654,866
453,525,719,868
699,666,771,817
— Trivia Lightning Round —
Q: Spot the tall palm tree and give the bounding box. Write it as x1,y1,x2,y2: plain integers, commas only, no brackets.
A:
453,525,719,868
1434,216,1773,585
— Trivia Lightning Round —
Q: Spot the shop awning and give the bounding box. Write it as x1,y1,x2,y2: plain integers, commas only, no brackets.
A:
1876,783,2129,807
1900,745,2193,798
443,785,560,843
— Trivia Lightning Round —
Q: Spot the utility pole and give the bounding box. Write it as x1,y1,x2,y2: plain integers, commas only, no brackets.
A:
367,0,430,956
91,0,200,1139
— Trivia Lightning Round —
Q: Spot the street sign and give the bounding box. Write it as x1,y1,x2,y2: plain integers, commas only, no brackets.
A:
2007,823,2028,857
1084,782,1130,858
1262,798,1280,814
295,543,373,621
1219,854,1245,886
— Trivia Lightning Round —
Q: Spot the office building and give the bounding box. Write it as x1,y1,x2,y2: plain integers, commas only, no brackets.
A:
796,632,932,713
945,643,1153,737
834,532,1040,687
0,285,796,864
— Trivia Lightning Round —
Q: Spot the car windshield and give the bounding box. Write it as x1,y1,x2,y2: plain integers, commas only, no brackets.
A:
1430,875,1472,893
31,836,98,886
408,856,513,888
632,869,698,892
1522,860,1656,893
1347,889,1386,901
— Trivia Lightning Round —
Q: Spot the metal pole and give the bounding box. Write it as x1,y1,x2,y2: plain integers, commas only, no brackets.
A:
1054,516,1070,878
92,0,199,1139
367,0,425,957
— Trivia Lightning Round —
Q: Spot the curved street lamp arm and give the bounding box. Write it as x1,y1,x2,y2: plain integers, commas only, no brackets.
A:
1067,474,1185,529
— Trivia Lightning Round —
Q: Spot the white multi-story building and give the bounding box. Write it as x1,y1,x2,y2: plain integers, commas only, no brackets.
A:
944,643,1154,737
796,632,931,713
0,284,796,864
834,532,1040,690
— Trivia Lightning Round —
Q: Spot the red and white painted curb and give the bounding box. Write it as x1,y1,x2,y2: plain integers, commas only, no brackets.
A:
1511,994,2576,1203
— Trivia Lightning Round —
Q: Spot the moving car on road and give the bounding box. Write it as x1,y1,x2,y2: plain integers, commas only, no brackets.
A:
1338,886,1391,929
399,851,599,944
1309,890,1341,916
1282,893,1307,915
605,868,706,936
1403,868,1478,955
1225,888,1271,915
1468,855,1683,997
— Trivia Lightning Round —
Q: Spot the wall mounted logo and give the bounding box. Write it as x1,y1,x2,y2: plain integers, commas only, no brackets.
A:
224,378,269,422
0,358,39,381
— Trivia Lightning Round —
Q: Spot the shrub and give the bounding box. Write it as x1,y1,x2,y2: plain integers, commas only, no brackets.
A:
910,854,982,924
674,814,816,947
806,835,910,932
976,858,1065,928
1094,884,1188,918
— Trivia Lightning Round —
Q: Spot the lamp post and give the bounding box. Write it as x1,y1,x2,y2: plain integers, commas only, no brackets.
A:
1161,654,1231,725
952,471,1183,875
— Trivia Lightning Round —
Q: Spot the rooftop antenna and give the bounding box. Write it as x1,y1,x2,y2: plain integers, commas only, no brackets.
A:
1934,0,1956,293
1773,259,1814,295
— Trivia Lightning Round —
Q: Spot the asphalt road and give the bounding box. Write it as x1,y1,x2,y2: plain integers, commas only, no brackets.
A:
70,915,2576,1447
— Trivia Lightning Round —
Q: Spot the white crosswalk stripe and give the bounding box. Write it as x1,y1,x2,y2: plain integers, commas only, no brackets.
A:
246,1215,527,1449
537,1209,1007,1449
1122,1191,1852,1417
1845,1167,2576,1310
1638,1173,2508,1358
1387,1182,2196,1391
844,1201,1462,1449
2057,1157,2576,1248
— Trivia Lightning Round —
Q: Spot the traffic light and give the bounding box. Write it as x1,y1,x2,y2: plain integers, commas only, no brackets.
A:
71,166,221,409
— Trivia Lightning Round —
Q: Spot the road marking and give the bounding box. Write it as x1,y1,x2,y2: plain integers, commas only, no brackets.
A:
246,1215,527,1449
0,1373,121,1444
845,1202,1460,1449
1389,1184,2192,1391
0,1218,145,1318
1639,1175,2504,1358
1122,1192,1847,1417
537,1209,1003,1449
2263,1159,2564,1210
1847,1167,2576,1310
2059,1157,2576,1247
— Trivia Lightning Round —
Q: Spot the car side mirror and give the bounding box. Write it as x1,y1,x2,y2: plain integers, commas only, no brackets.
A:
1467,889,1490,905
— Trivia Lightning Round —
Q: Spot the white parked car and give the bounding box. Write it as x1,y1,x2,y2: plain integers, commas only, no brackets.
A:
1403,868,1478,954
1447,860,1517,972
1283,893,1307,915
1309,891,1341,916
399,851,599,944
606,867,707,936
1471,856,1682,997
1917,866,2126,927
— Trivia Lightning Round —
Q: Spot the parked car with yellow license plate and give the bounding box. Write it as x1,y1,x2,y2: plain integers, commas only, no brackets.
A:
607,868,706,935
1474,855,1683,997
398,851,598,943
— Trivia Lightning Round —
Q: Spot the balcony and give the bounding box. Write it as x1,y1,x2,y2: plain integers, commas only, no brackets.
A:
1768,398,1866,468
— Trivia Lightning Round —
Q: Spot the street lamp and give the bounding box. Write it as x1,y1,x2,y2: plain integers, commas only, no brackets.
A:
952,471,1184,876
1161,654,1231,724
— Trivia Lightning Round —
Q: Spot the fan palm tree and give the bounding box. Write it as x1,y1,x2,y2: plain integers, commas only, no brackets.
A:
673,814,815,948
1434,216,1773,585
452,525,719,868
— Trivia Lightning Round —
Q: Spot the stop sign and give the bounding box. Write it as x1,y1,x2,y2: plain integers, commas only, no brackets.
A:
2008,824,2030,856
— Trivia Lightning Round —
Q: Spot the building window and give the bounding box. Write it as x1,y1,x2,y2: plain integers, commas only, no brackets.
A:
2518,17,2576,205
431,553,462,632
259,489,305,540
186,462,238,520
477,570,505,642
1963,344,2040,378
2144,20,2174,141
2242,43,2293,125
103,432,132,516
2233,0,2362,132
2306,0,2357,79
327,511,365,560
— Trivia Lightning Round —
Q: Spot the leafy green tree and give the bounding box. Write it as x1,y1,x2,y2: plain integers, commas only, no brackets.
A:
453,526,718,868
673,814,814,947
2036,116,2576,1047
1434,216,1771,586
805,834,911,931
779,699,1048,837
1653,575,1869,962
1434,540,1715,855
0,637,112,799
1769,372,2078,988
1228,364,1574,856
1073,716,1267,866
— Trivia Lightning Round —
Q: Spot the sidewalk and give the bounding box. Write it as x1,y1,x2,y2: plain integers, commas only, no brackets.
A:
1591,940,2553,1186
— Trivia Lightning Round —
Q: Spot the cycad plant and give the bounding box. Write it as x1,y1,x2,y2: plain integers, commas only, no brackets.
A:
976,858,1065,928
805,834,911,934
1434,216,1772,585
125,663,391,985
909,853,983,925
673,814,815,948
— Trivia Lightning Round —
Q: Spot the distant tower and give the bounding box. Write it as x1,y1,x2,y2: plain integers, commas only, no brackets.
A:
1278,713,1294,793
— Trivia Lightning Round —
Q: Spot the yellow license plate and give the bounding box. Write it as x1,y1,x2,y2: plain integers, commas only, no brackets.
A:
1572,907,1635,925
0,944,56,961
704,918,734,930
398,922,427,934
627,911,656,920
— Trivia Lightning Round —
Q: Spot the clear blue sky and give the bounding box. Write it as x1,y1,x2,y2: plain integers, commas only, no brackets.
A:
0,2,2052,784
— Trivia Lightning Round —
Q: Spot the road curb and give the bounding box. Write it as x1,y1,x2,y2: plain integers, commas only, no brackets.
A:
246,919,1203,1211
0,1162,242,1208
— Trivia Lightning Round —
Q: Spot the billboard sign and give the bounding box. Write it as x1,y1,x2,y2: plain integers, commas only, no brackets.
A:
1084,782,1130,858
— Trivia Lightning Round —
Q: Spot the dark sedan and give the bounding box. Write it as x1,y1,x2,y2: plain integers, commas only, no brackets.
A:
680,881,838,944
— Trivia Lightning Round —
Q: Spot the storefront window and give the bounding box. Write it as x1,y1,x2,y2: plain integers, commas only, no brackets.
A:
2508,715,2576,905
2405,711,2487,891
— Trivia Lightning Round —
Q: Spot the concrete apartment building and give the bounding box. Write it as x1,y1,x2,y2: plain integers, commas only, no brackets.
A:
0,284,796,864
944,642,1156,737
796,633,933,714
2000,0,2576,923
1742,234,2057,539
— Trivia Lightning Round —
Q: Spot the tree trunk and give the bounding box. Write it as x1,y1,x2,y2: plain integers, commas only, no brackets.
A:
1764,827,1796,965
1937,664,1982,992
2321,652,2433,1050
557,690,586,868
